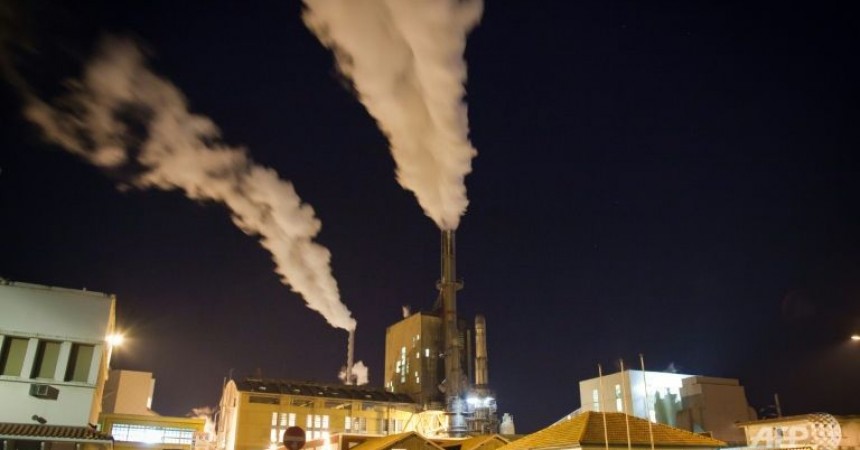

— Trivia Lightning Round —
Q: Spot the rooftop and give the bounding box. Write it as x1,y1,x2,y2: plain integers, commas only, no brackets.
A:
236,378,416,403
498,412,725,450
0,423,114,443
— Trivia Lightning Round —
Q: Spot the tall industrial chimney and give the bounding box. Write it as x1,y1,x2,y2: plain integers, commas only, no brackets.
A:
346,329,355,385
437,229,466,436
475,314,488,387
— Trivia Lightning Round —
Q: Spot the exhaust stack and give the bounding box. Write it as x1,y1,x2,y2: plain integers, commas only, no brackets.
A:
475,314,488,387
346,329,355,385
437,229,466,436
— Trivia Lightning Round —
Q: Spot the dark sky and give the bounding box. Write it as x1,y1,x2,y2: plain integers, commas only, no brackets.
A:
1,1,859,433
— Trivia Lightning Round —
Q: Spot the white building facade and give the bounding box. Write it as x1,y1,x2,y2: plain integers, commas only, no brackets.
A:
579,369,689,426
0,280,117,426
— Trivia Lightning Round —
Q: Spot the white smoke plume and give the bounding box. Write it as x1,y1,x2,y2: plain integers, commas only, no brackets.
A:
188,406,216,436
339,360,369,385
23,37,356,331
303,0,483,230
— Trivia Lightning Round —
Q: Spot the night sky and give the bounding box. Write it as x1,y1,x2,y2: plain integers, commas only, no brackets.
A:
1,1,859,433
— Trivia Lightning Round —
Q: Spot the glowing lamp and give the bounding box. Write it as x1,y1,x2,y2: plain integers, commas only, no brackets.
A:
107,333,124,347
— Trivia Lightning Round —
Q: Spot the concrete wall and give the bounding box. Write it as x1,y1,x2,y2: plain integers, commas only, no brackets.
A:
676,376,756,444
0,281,115,426
102,370,157,415
384,313,444,406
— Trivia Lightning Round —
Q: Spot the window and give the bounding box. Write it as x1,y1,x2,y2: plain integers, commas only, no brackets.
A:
592,389,600,411
614,384,623,412
111,423,195,444
0,337,29,376
32,341,61,379
305,414,330,440
65,343,95,382
270,413,296,442
250,395,280,405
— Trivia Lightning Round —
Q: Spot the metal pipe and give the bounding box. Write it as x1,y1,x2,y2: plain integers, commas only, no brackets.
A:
437,229,465,436
475,315,488,387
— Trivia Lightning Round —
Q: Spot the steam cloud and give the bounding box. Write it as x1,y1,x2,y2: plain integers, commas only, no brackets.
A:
23,38,356,331
303,0,483,230
339,360,369,385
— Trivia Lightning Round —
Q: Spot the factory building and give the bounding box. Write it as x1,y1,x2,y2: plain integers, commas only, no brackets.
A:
216,378,420,450
579,370,690,426
675,376,757,445
579,370,756,445
383,231,498,435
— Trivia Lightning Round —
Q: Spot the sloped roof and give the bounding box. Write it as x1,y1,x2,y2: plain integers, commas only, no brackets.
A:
498,412,725,450
349,432,446,450
0,423,113,443
236,378,416,403
445,435,511,450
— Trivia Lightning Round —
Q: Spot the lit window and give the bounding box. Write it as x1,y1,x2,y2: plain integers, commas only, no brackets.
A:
0,337,29,376
425,348,430,357
110,423,194,444
592,389,599,411
65,343,95,382
272,413,278,426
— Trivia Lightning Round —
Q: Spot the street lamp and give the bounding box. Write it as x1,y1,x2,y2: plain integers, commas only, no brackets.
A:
106,332,125,368
107,333,125,347
851,334,860,342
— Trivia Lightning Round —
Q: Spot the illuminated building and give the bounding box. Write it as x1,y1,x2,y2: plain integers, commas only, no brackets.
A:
383,312,445,407
99,370,210,450
100,413,207,450
0,279,117,427
579,370,690,426
579,370,756,445
216,378,420,450
383,232,499,435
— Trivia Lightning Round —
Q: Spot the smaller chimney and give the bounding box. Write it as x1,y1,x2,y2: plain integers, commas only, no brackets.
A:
475,314,489,387
346,329,355,385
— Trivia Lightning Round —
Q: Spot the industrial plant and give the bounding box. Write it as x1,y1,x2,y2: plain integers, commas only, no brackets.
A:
383,231,499,436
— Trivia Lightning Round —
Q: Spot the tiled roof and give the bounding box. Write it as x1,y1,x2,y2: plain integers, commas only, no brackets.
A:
349,432,446,450
237,378,416,403
451,435,511,450
498,412,725,450
0,423,113,442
